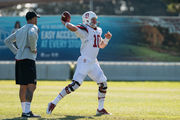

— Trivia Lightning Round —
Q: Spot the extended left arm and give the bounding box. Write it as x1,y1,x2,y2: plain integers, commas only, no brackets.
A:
99,31,112,49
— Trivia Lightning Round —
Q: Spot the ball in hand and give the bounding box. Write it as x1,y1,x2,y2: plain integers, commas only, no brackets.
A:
61,11,71,22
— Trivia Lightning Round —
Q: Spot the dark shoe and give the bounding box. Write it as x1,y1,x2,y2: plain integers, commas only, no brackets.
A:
21,112,30,117
21,111,41,118
46,102,56,114
96,108,112,115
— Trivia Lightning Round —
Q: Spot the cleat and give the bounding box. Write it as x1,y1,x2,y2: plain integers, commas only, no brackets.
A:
96,108,112,115
46,102,56,114
21,111,41,118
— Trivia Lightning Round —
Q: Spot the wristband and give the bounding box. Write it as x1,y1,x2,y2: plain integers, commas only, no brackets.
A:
65,22,70,27
104,38,110,44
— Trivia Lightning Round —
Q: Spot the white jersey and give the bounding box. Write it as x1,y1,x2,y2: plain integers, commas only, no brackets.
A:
75,24,102,62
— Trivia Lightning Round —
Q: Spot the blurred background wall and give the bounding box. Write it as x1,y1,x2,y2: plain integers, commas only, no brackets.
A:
0,0,180,80
0,0,179,16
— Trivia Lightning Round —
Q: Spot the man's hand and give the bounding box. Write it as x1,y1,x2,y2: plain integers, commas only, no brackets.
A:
99,31,112,49
105,31,112,40
61,20,66,25
31,49,37,54
61,11,71,23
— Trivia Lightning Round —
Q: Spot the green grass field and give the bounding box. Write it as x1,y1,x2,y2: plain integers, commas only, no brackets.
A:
0,80,180,120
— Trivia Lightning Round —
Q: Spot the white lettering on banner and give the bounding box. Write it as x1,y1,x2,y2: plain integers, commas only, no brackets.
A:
40,30,80,49
41,25,64,29
41,31,56,39
41,40,48,48
50,25,64,29
49,40,67,48
40,52,59,58
68,40,81,48
41,31,78,40
40,40,81,49
41,25,50,29
56,31,78,39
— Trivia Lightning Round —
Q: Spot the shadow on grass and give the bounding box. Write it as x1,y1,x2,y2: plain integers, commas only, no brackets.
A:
39,115,95,120
3,117,27,120
2,115,96,120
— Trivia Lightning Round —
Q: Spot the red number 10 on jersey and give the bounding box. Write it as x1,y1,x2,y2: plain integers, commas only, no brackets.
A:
93,35,101,48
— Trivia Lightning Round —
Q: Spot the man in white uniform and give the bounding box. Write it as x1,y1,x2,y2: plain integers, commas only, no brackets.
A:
47,11,112,115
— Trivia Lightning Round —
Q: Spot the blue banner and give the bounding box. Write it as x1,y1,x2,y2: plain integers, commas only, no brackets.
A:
0,16,180,61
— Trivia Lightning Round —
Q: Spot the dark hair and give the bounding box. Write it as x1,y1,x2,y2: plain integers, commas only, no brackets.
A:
26,11,40,21
14,21,21,28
